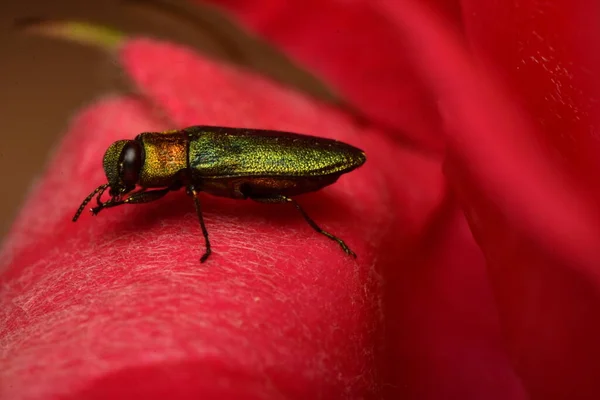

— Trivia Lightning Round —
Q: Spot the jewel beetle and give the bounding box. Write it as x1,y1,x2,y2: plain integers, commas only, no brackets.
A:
73,126,366,263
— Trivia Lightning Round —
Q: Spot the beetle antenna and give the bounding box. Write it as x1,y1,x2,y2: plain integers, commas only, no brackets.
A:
72,183,109,222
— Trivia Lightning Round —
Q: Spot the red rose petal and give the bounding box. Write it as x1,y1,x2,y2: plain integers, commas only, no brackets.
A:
203,0,449,152
379,0,600,397
461,0,600,186
383,203,527,399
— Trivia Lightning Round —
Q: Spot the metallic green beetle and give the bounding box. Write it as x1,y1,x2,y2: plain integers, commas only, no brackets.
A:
73,126,366,262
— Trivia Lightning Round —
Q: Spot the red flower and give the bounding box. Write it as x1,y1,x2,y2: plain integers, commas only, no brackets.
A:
2,1,600,399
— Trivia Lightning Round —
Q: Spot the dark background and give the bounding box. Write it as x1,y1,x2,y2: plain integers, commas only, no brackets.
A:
0,0,337,240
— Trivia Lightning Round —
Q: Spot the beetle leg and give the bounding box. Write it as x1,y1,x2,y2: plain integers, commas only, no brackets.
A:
250,195,357,258
72,183,109,222
188,186,212,263
122,188,167,204
91,187,171,215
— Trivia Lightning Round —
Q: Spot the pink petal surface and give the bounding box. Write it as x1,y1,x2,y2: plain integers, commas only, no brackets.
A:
122,39,525,399
0,41,445,398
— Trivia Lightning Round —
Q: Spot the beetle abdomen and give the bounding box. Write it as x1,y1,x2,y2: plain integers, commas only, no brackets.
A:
186,126,365,179
201,174,341,199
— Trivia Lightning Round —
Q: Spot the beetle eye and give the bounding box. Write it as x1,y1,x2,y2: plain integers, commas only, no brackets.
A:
119,141,143,186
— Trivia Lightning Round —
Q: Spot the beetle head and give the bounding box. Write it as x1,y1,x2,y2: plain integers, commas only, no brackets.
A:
72,138,145,222
102,139,144,197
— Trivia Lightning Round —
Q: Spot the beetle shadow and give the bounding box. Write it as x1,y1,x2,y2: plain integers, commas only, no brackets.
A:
106,189,356,238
